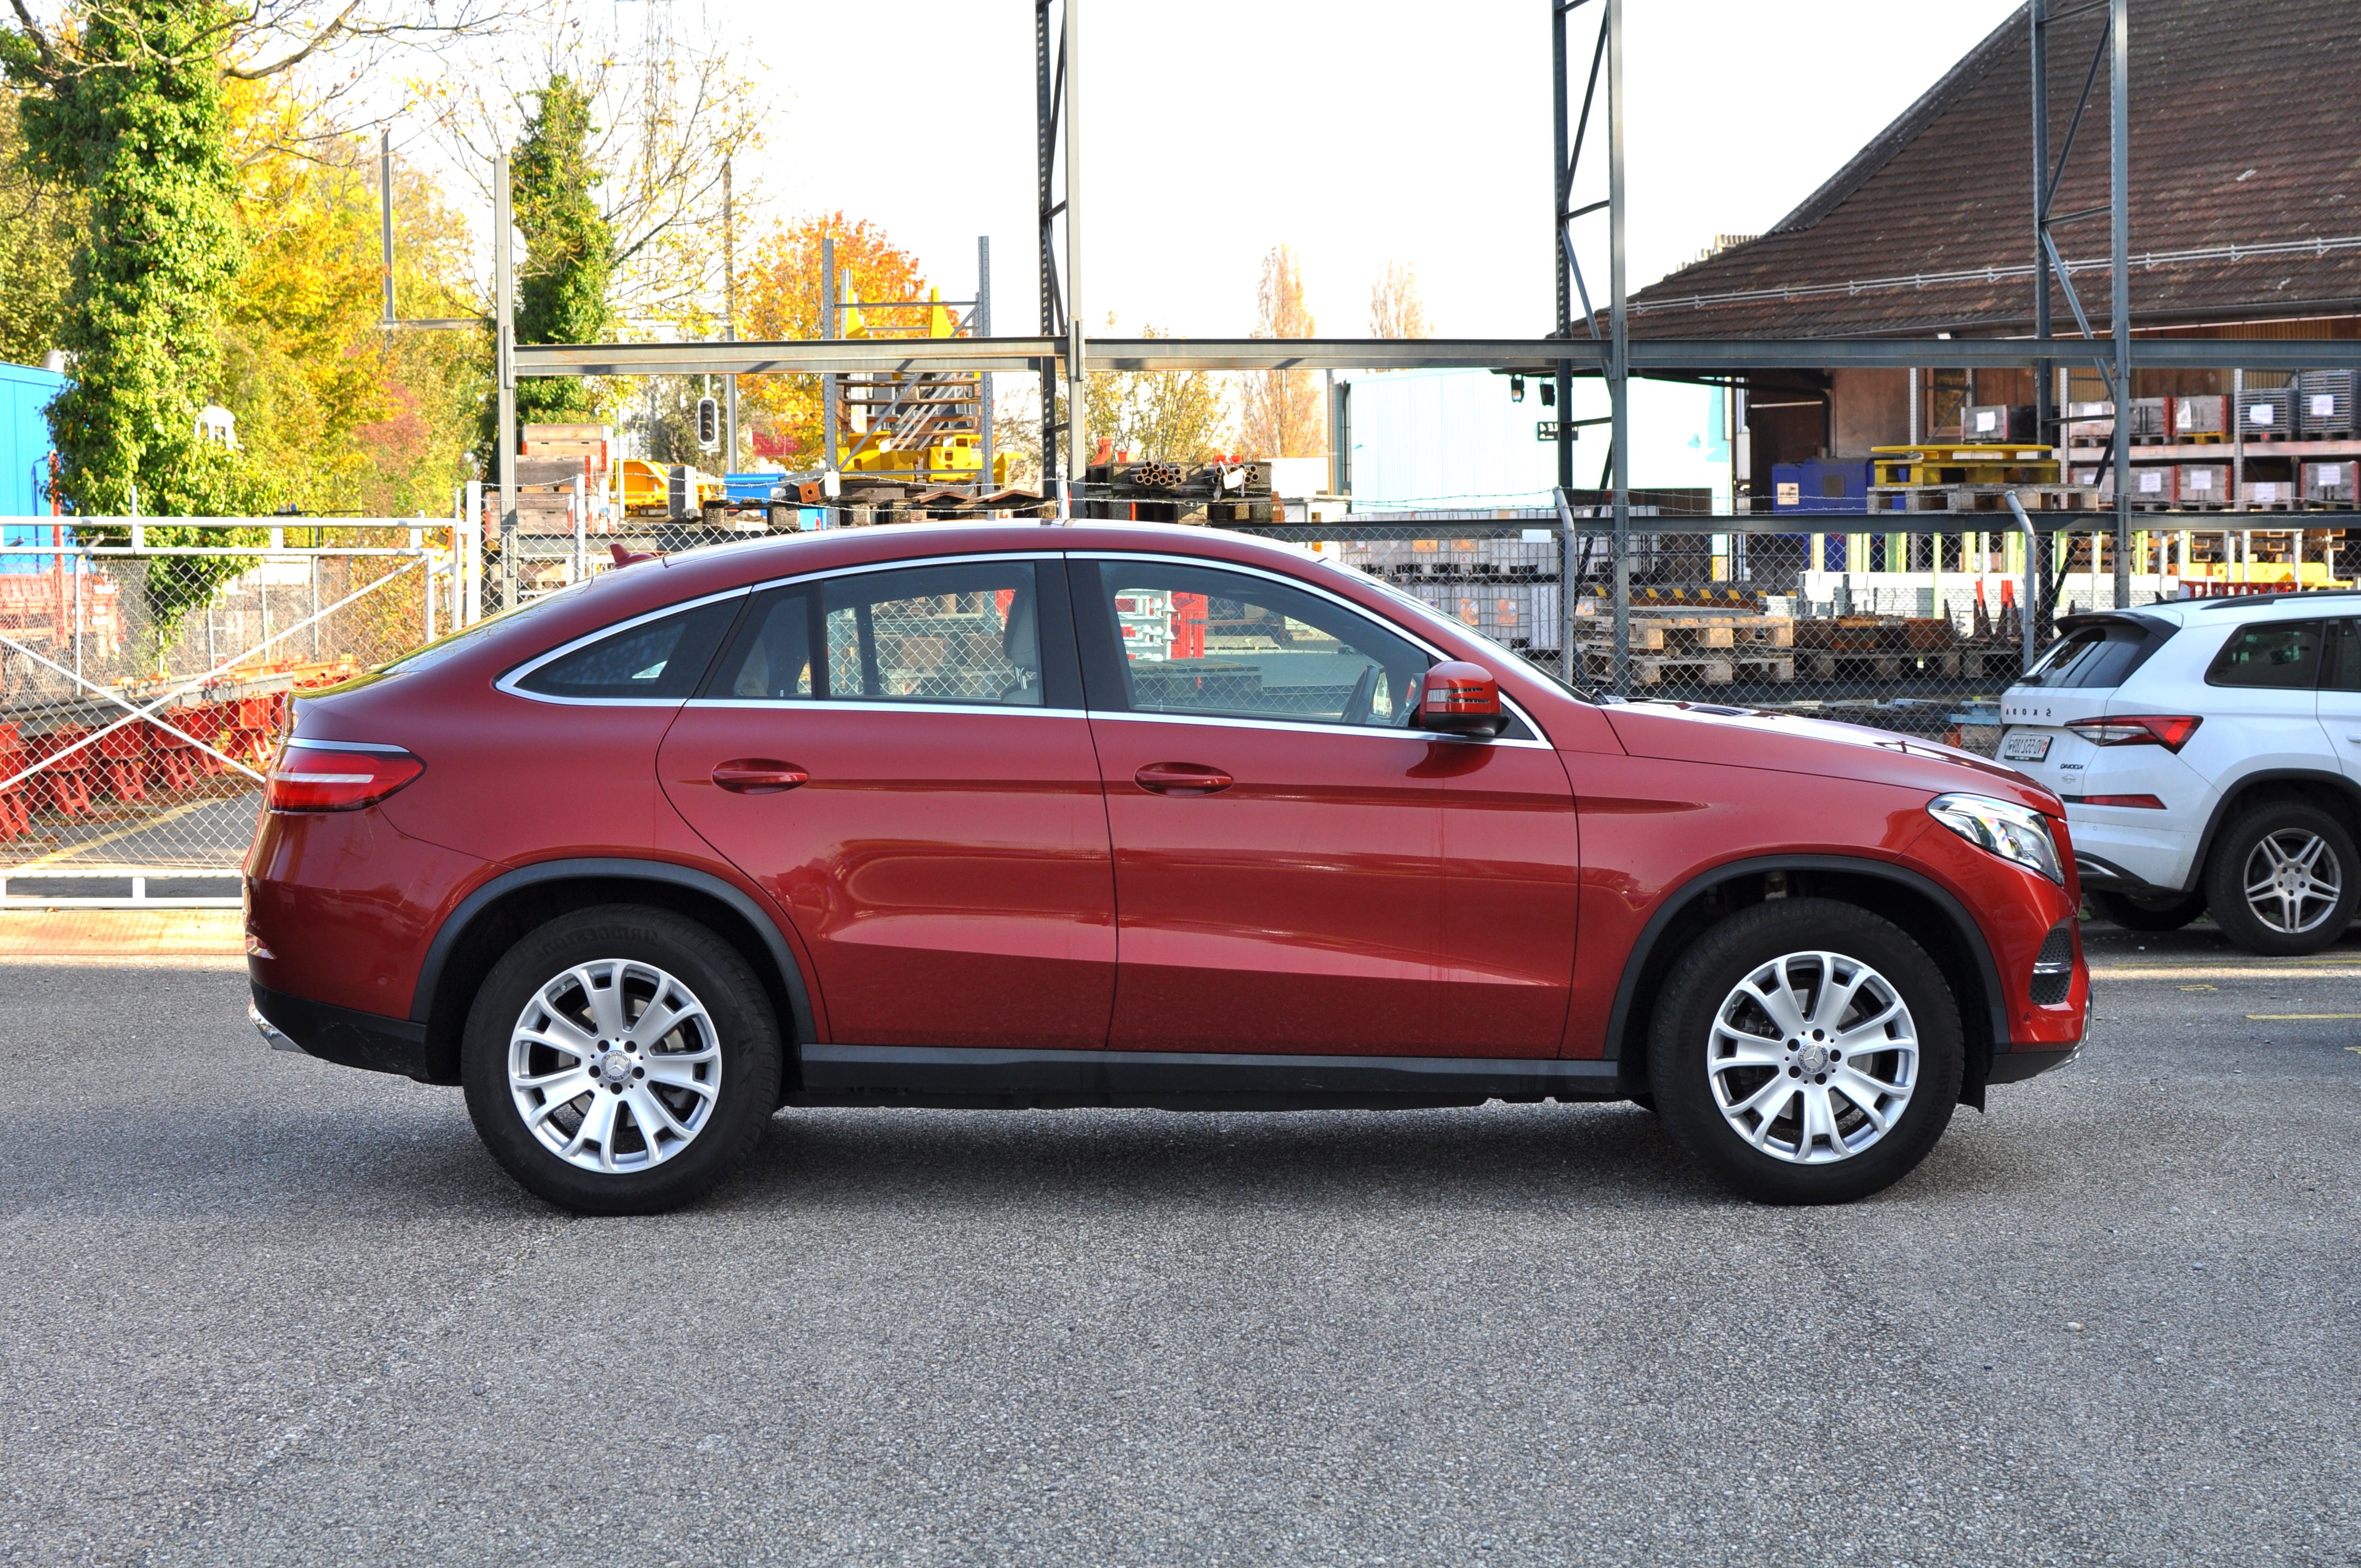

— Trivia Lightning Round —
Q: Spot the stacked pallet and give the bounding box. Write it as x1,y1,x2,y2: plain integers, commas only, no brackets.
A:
1575,609,1795,687
1868,444,2092,513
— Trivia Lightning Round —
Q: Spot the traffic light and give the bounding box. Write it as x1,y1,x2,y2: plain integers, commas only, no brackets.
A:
696,395,720,451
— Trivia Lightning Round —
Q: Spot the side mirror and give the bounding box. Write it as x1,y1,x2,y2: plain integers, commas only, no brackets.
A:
1416,661,1508,738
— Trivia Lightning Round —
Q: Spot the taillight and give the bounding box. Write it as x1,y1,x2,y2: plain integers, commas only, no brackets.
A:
2065,715,2202,751
266,743,425,812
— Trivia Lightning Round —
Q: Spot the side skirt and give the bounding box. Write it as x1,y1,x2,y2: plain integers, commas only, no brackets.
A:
788,1044,1628,1112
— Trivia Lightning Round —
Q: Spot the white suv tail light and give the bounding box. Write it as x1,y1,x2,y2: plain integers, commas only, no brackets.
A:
2065,714,2202,752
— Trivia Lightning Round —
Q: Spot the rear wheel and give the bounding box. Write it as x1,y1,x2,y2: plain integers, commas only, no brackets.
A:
2087,888,2206,933
1647,899,1963,1205
2202,802,2358,956
461,905,782,1215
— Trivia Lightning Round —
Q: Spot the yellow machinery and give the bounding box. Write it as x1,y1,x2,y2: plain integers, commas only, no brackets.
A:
835,287,1016,490
617,458,725,518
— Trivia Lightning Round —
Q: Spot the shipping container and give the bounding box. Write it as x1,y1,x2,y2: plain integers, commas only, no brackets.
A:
2304,460,2357,506
1770,458,1870,513
2173,394,2229,439
2177,463,2231,505
2239,385,2298,439
2298,371,2357,439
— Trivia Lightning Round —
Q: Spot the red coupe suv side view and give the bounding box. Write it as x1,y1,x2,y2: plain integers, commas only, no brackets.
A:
245,522,2087,1212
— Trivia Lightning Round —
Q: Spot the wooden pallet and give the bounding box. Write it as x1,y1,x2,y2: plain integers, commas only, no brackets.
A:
1802,650,1963,679
1870,484,2102,513
1578,651,1795,686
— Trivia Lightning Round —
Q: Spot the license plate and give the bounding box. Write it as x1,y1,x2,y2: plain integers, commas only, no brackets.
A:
2000,733,2052,762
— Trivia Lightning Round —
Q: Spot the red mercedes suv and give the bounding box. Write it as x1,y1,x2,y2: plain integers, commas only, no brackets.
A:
245,522,2086,1212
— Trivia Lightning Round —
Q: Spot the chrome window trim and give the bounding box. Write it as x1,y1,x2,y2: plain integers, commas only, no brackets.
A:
685,699,1085,718
281,738,412,754
1086,709,1554,750
1068,549,1553,745
496,585,754,707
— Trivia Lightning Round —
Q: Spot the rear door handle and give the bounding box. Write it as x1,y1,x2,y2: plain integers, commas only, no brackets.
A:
1134,761,1233,796
711,758,809,794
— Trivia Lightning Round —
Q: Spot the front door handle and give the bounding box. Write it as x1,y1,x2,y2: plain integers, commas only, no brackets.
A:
1135,761,1233,796
712,758,809,794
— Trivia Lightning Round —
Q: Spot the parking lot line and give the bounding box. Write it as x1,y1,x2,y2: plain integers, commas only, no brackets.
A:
2244,1013,2361,1020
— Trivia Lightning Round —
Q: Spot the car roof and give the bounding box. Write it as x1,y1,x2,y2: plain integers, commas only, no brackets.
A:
2112,590,2361,628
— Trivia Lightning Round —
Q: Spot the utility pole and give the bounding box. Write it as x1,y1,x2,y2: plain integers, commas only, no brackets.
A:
821,236,837,480
494,149,517,612
723,156,738,476
2109,0,2132,610
1607,0,1630,695
1063,0,1086,509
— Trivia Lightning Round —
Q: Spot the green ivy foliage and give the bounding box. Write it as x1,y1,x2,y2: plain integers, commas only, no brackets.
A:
494,72,614,449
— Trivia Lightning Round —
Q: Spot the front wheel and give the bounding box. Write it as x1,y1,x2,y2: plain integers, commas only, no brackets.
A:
1647,898,1964,1205
2086,888,2206,933
461,905,782,1215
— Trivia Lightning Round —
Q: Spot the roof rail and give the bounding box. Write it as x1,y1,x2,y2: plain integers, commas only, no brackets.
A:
2191,589,2361,611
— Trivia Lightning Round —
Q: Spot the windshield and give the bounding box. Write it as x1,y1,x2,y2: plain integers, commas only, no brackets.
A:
1321,556,1591,699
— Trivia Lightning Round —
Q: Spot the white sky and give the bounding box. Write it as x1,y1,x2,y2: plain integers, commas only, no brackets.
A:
724,0,2024,340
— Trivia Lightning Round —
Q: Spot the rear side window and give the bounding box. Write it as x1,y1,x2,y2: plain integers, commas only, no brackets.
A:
514,598,741,700
704,559,1058,707
2206,619,2326,690
2018,619,2170,689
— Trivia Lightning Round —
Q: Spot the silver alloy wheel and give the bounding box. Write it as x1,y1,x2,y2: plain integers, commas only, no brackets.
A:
507,959,722,1174
2241,829,2343,935
1707,951,1919,1165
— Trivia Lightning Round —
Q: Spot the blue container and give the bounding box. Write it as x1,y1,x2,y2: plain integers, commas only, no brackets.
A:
0,361,67,573
724,471,788,504
1772,459,1871,514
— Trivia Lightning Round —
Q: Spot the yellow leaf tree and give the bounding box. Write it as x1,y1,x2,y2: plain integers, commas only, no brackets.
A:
1238,244,1324,458
736,214,929,468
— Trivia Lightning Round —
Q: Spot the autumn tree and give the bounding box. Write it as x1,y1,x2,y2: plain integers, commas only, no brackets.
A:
1369,258,1430,339
1084,320,1230,464
1238,244,1324,458
737,214,930,468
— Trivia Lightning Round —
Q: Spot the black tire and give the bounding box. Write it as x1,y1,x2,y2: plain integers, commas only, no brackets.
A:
2201,801,2359,956
1646,898,1964,1205
461,905,782,1215
2086,888,2207,933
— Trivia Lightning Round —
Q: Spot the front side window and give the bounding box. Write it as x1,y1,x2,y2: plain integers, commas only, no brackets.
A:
2206,619,2325,690
1089,560,1429,727
706,559,1046,706
514,597,740,700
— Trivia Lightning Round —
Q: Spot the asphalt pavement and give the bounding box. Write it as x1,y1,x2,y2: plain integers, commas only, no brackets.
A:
2,922,2357,1566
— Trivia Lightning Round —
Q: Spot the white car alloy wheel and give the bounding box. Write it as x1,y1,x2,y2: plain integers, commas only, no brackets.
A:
2240,828,2343,937
507,959,722,1174
1706,951,1920,1165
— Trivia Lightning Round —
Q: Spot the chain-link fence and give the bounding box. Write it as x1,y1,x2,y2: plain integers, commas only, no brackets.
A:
1,521,450,906
1325,513,2359,758
6,508,2349,905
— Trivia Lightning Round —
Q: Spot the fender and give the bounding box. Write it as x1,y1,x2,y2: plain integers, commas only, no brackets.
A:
410,855,818,1045
2178,767,2361,894
1601,852,2011,1063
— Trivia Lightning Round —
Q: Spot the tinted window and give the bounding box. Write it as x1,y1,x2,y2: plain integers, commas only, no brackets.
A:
1090,560,1429,727
2206,619,2326,690
515,598,739,700
2019,619,2168,689
2325,620,2361,693
708,560,1046,706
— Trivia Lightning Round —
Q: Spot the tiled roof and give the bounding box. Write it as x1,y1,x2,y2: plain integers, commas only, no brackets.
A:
1625,0,2361,340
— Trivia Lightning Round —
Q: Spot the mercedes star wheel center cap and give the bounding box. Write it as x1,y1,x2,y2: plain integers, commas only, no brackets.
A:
601,1052,632,1084
1797,1043,1829,1075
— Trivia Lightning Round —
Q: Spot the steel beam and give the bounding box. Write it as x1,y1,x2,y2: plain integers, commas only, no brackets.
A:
516,335,2361,380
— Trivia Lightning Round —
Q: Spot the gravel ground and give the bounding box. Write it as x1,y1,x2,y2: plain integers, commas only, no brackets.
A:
2,924,2357,1567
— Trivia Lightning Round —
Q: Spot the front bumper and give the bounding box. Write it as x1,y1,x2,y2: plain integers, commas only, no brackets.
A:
250,982,433,1081
1988,1043,2081,1083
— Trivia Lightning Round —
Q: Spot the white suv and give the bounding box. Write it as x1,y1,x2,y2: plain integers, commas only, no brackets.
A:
1997,592,2361,954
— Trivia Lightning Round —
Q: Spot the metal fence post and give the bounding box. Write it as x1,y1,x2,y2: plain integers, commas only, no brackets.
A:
1555,486,1579,688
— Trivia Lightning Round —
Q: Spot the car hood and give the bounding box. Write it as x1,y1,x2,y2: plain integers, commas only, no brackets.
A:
1602,701,2060,814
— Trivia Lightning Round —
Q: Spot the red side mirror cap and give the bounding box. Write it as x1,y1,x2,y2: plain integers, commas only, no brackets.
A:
1417,661,1508,738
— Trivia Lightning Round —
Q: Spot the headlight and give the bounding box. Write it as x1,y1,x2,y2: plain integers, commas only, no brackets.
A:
1927,793,2064,884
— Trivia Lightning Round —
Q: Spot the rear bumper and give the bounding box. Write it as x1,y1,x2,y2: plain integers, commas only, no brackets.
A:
250,982,433,1082
2063,813,2196,893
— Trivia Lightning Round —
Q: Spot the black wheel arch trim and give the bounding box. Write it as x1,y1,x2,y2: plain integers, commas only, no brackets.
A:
409,856,818,1045
2184,769,2361,895
1601,853,2013,1066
